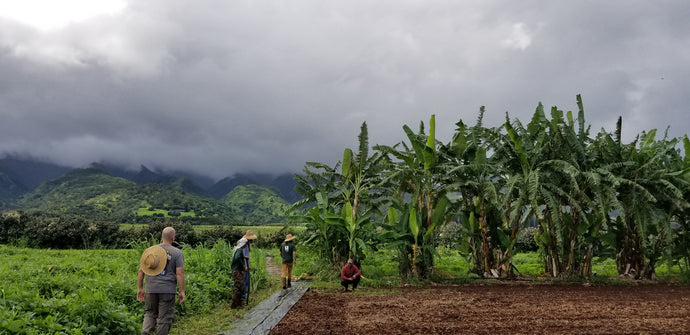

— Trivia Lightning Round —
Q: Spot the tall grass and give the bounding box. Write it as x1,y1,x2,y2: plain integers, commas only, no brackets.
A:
0,243,271,334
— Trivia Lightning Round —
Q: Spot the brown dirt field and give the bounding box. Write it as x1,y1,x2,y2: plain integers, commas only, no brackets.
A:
270,284,690,335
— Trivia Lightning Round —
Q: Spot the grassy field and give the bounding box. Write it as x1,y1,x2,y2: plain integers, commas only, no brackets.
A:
118,224,298,232
288,246,685,291
0,243,272,335
135,208,196,217
119,223,225,230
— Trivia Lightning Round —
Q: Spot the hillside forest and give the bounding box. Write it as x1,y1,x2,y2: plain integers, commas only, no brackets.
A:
0,161,299,248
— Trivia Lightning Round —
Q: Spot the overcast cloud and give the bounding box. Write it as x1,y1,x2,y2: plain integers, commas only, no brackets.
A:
1,1,688,180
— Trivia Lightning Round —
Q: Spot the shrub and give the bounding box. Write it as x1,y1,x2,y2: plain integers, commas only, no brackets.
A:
515,227,539,252
256,227,298,249
196,226,243,246
0,211,28,244
23,215,120,249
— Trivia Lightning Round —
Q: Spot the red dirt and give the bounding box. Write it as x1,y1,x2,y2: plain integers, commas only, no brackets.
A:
270,283,690,335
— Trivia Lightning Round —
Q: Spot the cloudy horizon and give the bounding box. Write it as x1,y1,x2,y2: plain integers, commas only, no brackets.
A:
1,1,688,180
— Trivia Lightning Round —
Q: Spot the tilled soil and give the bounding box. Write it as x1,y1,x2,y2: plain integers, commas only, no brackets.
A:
269,284,690,335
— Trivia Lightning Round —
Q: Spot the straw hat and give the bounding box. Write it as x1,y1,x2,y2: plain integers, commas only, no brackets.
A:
140,246,167,276
243,230,257,240
285,234,296,242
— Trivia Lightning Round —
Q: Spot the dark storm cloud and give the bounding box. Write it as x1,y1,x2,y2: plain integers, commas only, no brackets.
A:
0,1,688,180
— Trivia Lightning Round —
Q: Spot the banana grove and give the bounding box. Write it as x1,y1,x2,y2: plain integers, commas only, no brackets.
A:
290,95,690,280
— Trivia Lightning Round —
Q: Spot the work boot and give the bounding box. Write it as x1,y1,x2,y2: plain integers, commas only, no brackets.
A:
287,278,292,288
282,278,286,289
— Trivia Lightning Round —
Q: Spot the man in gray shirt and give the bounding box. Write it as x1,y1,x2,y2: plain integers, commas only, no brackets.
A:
137,227,186,335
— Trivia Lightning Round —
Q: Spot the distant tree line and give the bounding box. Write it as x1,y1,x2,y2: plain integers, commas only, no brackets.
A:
0,211,291,249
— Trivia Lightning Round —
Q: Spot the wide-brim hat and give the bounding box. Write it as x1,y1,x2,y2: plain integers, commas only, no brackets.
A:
243,230,257,240
285,234,296,242
140,246,167,276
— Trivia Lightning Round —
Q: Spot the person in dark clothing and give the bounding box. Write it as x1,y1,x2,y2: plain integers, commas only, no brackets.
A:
341,259,361,292
231,237,249,308
241,230,257,300
280,234,297,289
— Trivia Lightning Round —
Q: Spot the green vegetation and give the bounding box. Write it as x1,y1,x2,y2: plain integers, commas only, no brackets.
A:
291,95,690,282
0,172,24,208
135,207,196,218
9,168,298,227
0,238,685,335
15,169,237,225
222,185,292,225
0,243,271,335
285,242,685,293
1,94,689,333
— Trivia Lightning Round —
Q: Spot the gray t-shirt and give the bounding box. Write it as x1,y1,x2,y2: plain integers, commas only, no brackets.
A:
145,243,184,294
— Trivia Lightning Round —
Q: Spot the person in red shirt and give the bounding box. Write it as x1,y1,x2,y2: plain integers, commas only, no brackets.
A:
340,259,361,292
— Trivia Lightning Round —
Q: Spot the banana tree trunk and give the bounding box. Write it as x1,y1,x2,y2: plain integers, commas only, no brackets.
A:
581,243,593,279
617,218,644,279
479,201,494,276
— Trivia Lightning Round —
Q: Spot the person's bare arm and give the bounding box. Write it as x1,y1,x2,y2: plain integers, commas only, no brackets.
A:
176,267,186,303
137,269,145,302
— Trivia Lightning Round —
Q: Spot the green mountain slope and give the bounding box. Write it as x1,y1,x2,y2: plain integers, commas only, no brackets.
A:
221,185,292,225
0,172,25,208
19,168,141,220
17,168,236,223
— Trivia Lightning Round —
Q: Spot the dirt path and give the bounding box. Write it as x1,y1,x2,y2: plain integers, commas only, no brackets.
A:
265,253,282,277
269,284,690,334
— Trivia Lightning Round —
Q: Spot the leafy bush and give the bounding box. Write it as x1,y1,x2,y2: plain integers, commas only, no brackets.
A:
196,226,243,246
255,226,299,249
22,215,120,249
0,212,252,249
0,211,28,244
515,227,539,252
437,221,464,249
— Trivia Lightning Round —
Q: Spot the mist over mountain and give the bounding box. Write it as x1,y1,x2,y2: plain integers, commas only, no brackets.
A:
0,155,301,215
0,156,72,190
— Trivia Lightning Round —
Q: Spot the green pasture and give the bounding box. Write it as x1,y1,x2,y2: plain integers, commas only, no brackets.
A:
119,224,234,231
119,224,304,233
120,223,214,231
135,207,196,217
235,225,305,234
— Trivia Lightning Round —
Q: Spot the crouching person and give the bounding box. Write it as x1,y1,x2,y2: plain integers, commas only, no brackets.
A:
340,259,361,292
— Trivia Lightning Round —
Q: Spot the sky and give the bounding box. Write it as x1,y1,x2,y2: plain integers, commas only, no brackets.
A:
1,1,688,180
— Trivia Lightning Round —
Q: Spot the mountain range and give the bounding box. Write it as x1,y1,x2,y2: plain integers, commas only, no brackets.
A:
0,156,301,225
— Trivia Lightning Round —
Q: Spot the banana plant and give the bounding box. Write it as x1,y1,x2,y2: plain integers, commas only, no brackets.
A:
338,122,388,262
441,108,504,276
290,191,349,264
499,103,574,277
376,115,456,278
603,126,689,279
